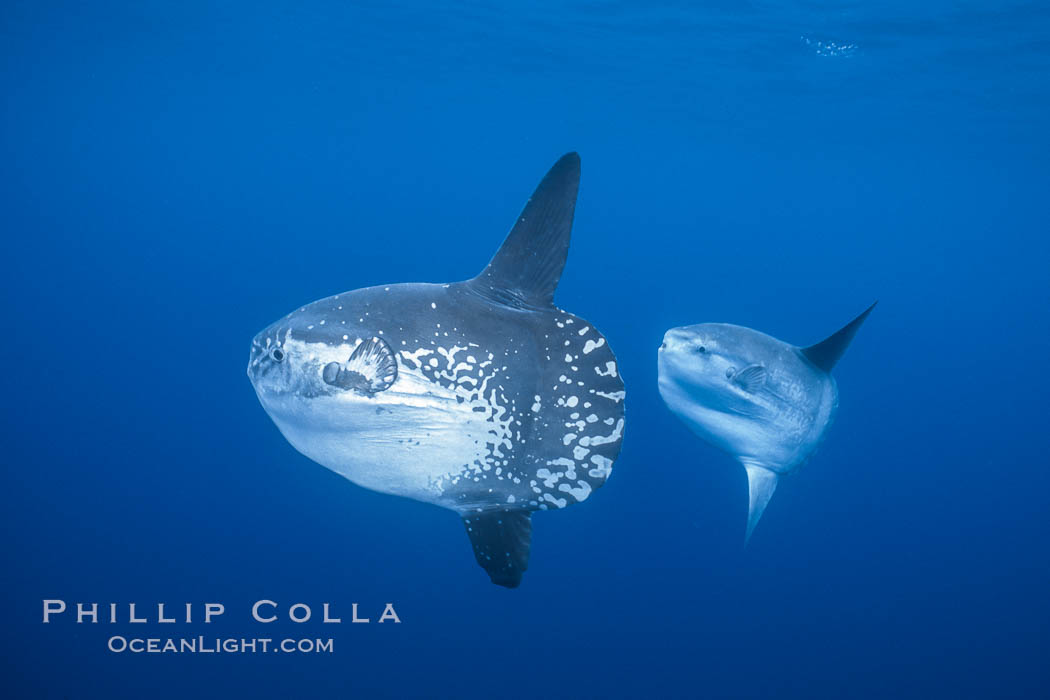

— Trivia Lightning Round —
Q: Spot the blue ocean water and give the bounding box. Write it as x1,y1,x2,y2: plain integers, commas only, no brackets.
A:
3,1,1049,697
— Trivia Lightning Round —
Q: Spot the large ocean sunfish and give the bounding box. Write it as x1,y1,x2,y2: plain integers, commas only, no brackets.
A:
247,154,625,587
657,304,875,542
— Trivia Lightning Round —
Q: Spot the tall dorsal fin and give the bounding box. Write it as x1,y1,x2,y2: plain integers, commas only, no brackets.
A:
800,301,877,373
469,152,580,309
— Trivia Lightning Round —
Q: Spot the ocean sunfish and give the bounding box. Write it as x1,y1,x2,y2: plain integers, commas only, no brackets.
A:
657,304,875,541
247,153,625,587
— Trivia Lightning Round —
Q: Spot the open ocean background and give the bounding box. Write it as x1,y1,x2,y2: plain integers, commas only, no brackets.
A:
3,2,1048,697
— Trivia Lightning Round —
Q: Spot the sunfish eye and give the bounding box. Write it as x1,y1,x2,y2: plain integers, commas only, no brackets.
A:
696,345,706,354
270,347,285,362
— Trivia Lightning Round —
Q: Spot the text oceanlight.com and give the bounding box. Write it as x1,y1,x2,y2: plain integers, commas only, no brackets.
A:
107,636,334,654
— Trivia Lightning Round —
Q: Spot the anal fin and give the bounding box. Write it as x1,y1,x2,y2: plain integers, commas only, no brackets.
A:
462,510,532,588
744,463,779,544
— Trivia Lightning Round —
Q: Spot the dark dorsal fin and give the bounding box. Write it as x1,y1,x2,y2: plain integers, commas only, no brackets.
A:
462,510,532,588
469,152,580,309
801,302,877,373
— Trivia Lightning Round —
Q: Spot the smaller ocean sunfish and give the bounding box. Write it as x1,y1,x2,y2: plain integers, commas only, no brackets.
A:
657,304,876,541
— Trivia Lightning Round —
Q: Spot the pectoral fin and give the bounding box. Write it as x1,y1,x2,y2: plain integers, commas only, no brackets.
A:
323,336,398,395
744,463,778,544
462,510,532,588
732,364,767,392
